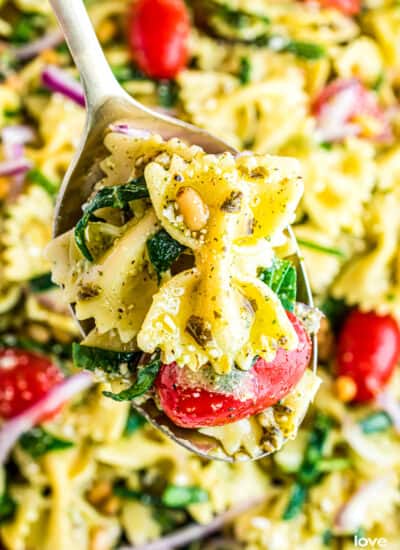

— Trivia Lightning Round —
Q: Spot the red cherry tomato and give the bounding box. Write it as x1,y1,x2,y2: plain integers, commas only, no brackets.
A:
337,310,400,402
0,348,64,421
156,312,312,428
128,0,190,79
316,0,361,15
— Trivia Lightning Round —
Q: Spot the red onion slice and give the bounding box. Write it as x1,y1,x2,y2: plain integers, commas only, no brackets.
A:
0,158,33,178
11,29,64,61
42,65,85,107
0,371,93,464
120,498,264,550
2,125,35,160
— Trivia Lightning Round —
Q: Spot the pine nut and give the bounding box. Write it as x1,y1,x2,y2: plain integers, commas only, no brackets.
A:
335,375,357,403
176,187,209,231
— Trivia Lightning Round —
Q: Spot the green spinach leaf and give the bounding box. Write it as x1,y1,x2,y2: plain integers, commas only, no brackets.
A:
103,352,161,402
359,411,393,434
161,485,208,508
282,483,307,520
157,81,179,108
259,258,297,311
75,177,149,261
29,272,56,293
124,409,147,436
147,229,186,280
20,427,74,458
298,413,332,486
238,56,252,84
72,343,141,376
27,169,58,196
0,492,16,524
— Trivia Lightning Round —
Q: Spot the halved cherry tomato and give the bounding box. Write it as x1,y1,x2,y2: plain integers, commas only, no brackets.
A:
337,310,400,402
0,348,64,420
316,0,361,15
128,0,190,79
156,312,312,428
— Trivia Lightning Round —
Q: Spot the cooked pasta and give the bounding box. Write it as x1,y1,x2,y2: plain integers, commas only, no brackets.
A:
0,0,399,549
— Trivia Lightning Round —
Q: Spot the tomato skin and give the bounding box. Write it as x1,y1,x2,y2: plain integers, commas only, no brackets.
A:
337,310,400,402
0,348,64,421
128,0,190,79
156,312,312,428
316,0,361,15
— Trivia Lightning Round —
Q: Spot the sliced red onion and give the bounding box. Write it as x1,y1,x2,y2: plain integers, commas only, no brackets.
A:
120,498,264,550
2,125,35,160
376,390,400,434
334,474,396,534
42,65,85,107
0,158,33,178
315,85,361,143
109,123,151,139
0,371,93,464
12,29,64,61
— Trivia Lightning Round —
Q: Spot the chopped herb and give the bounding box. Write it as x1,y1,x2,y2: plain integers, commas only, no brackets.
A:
161,485,208,508
298,413,332,486
111,64,147,83
221,190,243,212
359,411,392,434
320,141,333,150
75,177,149,261
27,169,58,196
238,57,252,85
28,272,56,293
147,229,185,280
186,315,213,347
282,483,307,520
0,492,16,524
20,427,74,458
259,257,297,312
297,239,345,258
157,81,179,108
103,352,161,402
372,72,384,92
124,409,147,436
319,297,349,331
72,343,142,376
3,108,21,120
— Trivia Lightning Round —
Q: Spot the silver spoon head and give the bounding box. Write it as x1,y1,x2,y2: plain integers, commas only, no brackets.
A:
54,94,317,463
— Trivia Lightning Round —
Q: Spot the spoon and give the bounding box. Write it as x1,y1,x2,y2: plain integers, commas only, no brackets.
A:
50,0,317,462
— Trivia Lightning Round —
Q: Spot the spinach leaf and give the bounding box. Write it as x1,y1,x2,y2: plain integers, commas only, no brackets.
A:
238,57,252,85
103,352,161,402
283,40,326,60
259,258,297,312
113,485,161,506
72,343,141,376
75,177,149,261
27,169,58,196
322,529,333,546
0,334,71,362
111,64,148,83
161,485,208,508
298,413,332,486
359,411,392,434
10,14,47,44
147,229,186,280
153,508,187,534
29,272,56,293
213,2,270,29
319,297,349,332
20,427,74,458
297,238,345,258
157,81,179,108
282,483,307,520
124,409,147,436
0,492,16,524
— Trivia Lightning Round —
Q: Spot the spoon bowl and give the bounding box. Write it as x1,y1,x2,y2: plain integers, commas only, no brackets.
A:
50,0,317,462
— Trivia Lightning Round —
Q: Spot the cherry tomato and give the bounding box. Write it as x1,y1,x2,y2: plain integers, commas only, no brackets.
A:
128,0,190,79
337,310,400,402
316,0,361,15
0,348,64,420
156,312,312,428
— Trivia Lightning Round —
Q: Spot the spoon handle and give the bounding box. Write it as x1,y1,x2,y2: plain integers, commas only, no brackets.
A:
49,0,123,110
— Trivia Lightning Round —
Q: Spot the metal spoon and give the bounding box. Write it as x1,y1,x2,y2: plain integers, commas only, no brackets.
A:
50,0,317,462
